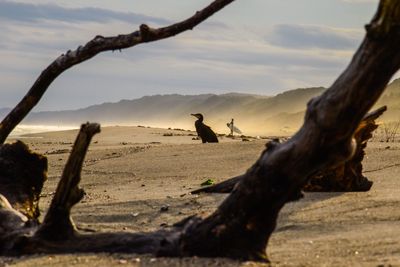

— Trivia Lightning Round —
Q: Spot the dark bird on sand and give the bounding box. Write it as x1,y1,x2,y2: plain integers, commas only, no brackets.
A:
191,113,219,143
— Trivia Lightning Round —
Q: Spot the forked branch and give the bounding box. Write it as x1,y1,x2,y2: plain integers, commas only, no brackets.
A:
0,0,235,144
192,106,387,194
169,1,400,261
2,0,400,264
35,123,100,240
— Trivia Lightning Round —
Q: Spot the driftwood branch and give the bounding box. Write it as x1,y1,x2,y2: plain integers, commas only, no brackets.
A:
304,105,386,192
1,0,400,263
0,141,47,220
0,122,169,255
191,174,243,194
0,0,235,144
173,0,400,260
35,123,100,240
192,106,387,194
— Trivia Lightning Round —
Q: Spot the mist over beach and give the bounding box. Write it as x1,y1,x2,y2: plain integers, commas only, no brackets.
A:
8,78,400,138
9,125,79,137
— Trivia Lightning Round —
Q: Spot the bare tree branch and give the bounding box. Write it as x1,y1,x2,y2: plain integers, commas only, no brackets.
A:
304,105,386,192
2,0,400,264
172,0,400,260
192,106,387,194
35,123,100,240
0,0,235,144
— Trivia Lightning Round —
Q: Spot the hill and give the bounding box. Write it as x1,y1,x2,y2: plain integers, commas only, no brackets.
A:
17,88,323,135
4,80,399,136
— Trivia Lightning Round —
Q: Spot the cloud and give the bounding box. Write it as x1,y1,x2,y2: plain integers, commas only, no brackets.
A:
0,1,230,54
120,31,350,71
0,1,169,25
0,21,353,110
0,2,361,111
266,24,363,50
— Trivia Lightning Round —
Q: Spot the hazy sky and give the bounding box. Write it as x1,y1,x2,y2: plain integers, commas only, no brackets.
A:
0,0,381,111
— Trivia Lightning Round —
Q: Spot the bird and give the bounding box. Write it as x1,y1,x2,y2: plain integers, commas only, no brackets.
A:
191,113,219,143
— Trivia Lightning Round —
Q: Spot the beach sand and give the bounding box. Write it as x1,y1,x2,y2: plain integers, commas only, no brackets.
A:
1,125,400,266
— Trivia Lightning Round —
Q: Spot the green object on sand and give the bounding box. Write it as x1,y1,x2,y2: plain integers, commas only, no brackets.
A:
201,179,214,186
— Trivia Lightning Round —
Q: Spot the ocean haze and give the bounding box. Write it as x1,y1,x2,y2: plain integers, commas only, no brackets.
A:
6,88,323,136
4,79,399,136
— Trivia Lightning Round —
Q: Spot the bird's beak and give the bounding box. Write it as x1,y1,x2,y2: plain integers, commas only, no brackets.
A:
190,113,198,118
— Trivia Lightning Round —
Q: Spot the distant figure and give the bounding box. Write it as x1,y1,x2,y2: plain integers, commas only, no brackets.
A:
227,118,242,136
191,113,219,143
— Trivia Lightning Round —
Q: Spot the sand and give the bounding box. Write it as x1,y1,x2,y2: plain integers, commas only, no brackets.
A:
1,125,400,267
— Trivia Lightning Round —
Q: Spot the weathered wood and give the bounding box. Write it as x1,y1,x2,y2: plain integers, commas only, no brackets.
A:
0,194,30,254
0,194,28,235
191,174,243,194
1,0,400,263
0,0,235,144
304,105,386,192
35,123,100,241
0,124,184,256
174,0,400,260
193,106,387,194
0,141,47,220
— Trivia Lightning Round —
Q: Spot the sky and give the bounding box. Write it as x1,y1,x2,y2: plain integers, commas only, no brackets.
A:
0,0,381,111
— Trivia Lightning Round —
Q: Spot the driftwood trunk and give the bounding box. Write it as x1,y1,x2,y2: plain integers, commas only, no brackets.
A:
303,105,386,192
0,141,47,220
193,106,387,194
1,0,400,263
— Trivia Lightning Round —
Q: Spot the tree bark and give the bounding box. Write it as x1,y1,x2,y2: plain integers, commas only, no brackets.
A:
1,0,400,263
0,141,47,220
191,174,244,194
174,1,400,260
0,0,235,144
193,106,387,194
35,123,100,241
303,105,386,192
